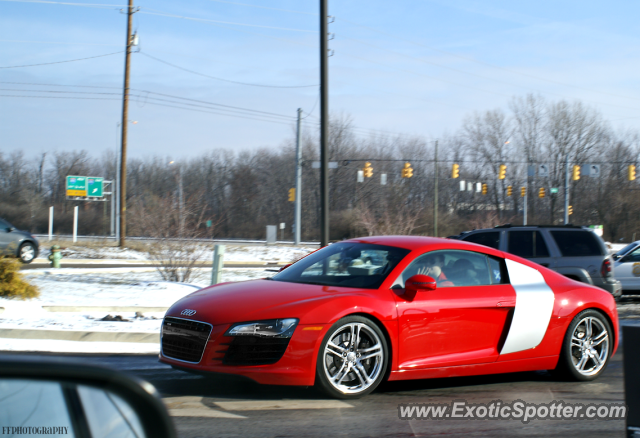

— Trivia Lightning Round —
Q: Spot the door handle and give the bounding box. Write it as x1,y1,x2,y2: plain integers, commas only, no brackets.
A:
497,300,516,307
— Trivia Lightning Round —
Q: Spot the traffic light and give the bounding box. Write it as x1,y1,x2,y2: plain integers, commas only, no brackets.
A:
452,163,460,179
481,183,487,195
629,165,636,181
568,205,573,215
498,164,507,180
288,188,295,202
520,187,526,197
363,162,373,178
572,165,581,181
538,187,545,198
401,162,414,178
506,186,512,197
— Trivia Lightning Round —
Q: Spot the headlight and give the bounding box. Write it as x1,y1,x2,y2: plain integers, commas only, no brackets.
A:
225,318,298,338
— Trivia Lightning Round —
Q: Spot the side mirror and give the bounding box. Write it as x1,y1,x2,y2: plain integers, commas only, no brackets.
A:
0,356,176,438
405,274,437,294
7,227,15,232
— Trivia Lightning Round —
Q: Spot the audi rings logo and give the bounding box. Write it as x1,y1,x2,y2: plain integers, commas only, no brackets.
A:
180,309,197,316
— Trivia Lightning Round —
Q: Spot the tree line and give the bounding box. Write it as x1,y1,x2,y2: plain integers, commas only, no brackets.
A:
2,94,639,243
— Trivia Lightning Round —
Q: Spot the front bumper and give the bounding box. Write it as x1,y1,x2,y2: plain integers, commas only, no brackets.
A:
159,319,327,386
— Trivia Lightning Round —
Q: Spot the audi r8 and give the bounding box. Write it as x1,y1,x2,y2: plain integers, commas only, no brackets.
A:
159,236,618,399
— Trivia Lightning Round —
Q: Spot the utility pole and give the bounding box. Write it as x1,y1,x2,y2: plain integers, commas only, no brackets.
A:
294,108,302,245
523,180,528,225
564,155,569,225
320,0,329,247
434,140,438,237
119,0,134,247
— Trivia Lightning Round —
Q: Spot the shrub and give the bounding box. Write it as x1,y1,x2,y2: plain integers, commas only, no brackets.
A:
0,258,40,299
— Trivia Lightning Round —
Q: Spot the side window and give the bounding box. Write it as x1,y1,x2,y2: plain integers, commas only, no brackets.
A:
625,248,640,262
550,231,604,257
397,250,496,288
487,256,509,284
462,232,501,250
508,231,550,258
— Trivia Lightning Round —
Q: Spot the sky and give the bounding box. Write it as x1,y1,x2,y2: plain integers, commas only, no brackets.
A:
2,0,640,160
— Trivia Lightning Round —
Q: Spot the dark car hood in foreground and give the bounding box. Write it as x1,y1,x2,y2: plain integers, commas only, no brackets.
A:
166,279,364,325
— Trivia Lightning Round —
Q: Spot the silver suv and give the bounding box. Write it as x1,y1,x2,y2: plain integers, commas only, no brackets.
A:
450,225,622,298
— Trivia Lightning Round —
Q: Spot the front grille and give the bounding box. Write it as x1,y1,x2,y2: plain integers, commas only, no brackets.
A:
161,317,212,363
223,336,290,366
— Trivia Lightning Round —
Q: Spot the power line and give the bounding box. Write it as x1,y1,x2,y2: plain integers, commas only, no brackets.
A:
132,89,296,120
0,0,124,8
0,39,120,46
0,94,119,100
203,0,316,16
0,51,123,69
139,9,316,33
0,81,121,89
140,52,317,89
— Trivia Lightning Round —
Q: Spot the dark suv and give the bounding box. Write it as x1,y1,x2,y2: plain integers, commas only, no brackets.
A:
449,225,622,298
0,218,39,263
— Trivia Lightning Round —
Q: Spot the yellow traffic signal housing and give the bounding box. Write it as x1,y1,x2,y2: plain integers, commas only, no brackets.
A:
452,163,460,179
401,162,413,178
538,188,545,198
481,183,487,195
572,165,581,181
363,162,373,178
498,164,507,180
568,205,573,215
288,188,295,202
629,165,637,181
506,186,512,197
520,187,526,197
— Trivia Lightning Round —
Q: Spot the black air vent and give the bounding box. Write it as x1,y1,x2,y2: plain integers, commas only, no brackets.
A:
223,336,290,366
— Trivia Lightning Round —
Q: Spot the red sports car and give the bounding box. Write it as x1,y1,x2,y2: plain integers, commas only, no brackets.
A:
159,236,618,399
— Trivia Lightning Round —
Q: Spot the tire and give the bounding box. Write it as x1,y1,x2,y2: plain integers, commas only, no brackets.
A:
555,309,613,381
18,242,36,264
315,316,388,399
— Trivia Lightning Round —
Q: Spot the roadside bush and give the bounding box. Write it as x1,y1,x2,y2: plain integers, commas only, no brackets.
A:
0,258,40,299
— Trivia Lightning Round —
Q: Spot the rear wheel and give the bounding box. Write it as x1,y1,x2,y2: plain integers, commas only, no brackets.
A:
19,242,36,264
555,309,612,380
315,316,388,399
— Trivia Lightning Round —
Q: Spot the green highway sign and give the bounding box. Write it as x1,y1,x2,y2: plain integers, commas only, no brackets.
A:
66,175,104,198
66,176,87,197
550,188,559,194
87,177,104,197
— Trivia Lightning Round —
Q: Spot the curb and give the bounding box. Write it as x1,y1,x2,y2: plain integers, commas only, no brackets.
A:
0,328,159,343
31,259,288,265
42,306,168,313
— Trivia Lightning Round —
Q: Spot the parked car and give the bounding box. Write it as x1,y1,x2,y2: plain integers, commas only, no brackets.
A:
612,240,640,294
160,236,618,399
0,218,39,263
449,225,622,298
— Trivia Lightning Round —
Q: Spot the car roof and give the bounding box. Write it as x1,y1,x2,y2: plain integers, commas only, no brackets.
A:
341,235,505,257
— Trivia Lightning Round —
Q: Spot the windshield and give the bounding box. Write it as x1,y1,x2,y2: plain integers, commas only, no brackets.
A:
615,242,638,257
272,242,410,289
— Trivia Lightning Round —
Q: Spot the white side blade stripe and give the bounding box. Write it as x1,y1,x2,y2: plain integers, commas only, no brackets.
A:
501,259,555,355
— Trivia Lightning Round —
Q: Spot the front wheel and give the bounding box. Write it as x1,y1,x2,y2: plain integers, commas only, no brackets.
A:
315,316,388,399
19,242,37,264
555,309,612,381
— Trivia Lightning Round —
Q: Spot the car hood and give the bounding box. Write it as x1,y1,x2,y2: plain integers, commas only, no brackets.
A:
165,279,358,325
